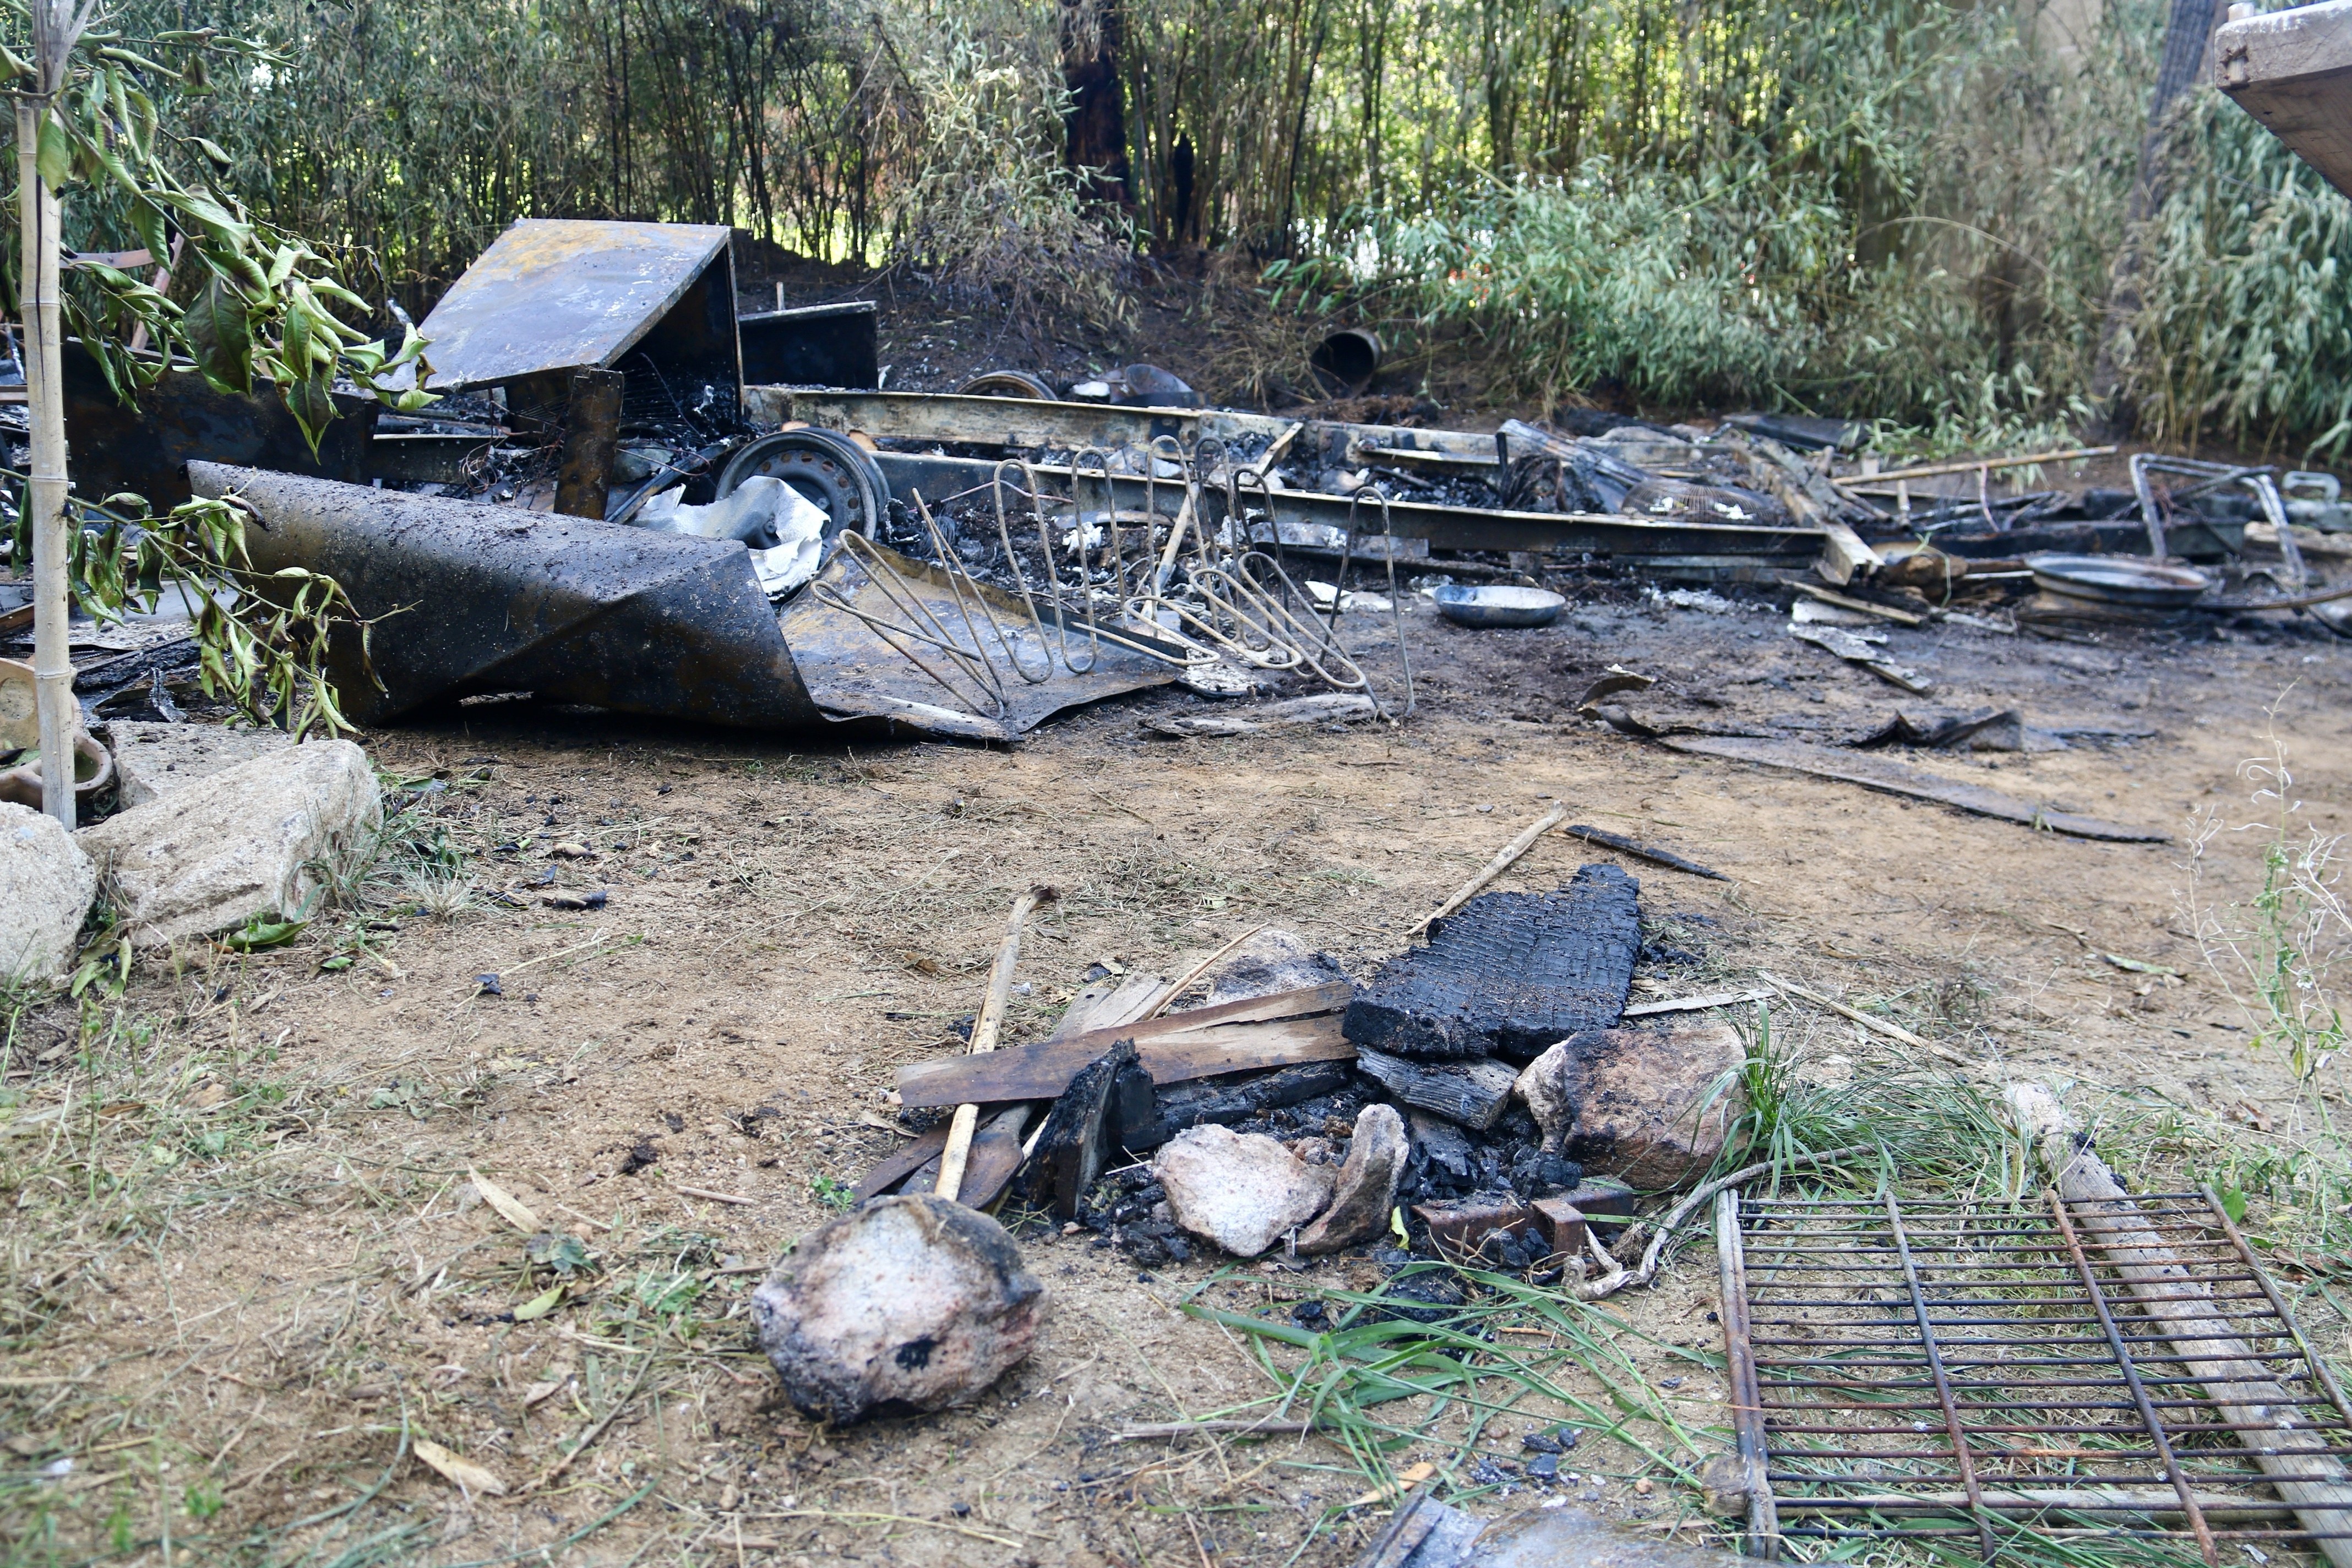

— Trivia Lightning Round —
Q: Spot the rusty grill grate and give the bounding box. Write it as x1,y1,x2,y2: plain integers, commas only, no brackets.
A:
1717,1189,2352,1564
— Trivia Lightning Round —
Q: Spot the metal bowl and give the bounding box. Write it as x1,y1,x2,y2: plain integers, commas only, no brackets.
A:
1431,584,1566,628
2026,553,2213,608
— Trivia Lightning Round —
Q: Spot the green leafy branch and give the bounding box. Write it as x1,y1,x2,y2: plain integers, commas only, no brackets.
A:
2,7,435,449
29,480,374,736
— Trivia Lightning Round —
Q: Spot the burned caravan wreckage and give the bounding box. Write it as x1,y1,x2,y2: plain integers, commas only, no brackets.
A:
20,210,2352,746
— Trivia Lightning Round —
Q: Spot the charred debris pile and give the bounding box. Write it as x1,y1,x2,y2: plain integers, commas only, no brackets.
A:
867,847,1741,1308
9,217,2350,763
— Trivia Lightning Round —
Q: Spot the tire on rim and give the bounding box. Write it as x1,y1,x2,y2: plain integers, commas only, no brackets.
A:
714,428,890,540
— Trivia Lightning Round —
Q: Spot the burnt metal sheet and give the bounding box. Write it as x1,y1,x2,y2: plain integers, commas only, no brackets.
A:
739,302,879,389
63,340,379,509
186,464,1173,741
778,540,1181,739
188,462,823,731
414,219,737,395
2217,0,2352,202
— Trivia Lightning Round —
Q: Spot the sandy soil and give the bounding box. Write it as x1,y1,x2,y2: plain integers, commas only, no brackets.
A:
4,581,2348,1568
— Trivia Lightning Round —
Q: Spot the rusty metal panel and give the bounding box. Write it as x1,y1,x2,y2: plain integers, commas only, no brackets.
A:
187,462,824,732
415,219,734,393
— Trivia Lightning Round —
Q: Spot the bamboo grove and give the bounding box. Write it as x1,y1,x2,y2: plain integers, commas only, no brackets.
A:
37,0,2352,457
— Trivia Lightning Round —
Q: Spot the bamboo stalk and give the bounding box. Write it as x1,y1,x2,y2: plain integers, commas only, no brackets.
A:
17,94,72,827
1406,800,1569,938
935,885,1055,1201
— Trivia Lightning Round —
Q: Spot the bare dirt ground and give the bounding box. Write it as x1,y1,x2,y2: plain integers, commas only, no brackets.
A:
5,580,2349,1568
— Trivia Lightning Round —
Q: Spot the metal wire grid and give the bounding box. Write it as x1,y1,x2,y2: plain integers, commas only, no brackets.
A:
1718,1190,2352,1564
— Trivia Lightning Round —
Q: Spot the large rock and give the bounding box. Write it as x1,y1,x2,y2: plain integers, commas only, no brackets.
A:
1514,1020,1744,1189
0,803,96,983
752,1194,1046,1425
1297,1104,1408,1255
1155,1124,1336,1257
108,721,298,809
78,739,380,945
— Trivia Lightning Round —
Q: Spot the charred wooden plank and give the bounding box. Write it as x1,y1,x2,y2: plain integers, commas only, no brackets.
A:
903,1105,1035,1209
1021,1040,1137,1219
1342,869,1640,1061
1561,823,1728,881
1121,1060,1355,1150
853,1124,951,1201
1354,1048,1517,1131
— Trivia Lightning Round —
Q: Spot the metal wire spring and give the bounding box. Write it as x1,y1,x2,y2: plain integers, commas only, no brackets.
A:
809,439,1415,725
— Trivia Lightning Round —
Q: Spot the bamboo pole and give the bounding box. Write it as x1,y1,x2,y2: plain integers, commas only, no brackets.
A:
934,885,1055,1202
1406,800,1569,939
16,91,72,827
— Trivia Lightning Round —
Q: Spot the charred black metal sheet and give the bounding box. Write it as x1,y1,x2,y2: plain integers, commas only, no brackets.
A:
63,340,379,509
1342,868,1642,1062
188,463,824,732
739,301,879,389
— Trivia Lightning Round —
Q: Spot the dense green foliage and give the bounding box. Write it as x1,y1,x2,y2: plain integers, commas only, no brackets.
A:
39,0,2352,456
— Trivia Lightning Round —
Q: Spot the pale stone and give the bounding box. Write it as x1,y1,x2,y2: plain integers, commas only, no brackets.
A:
0,803,96,983
752,1194,1046,1425
1296,1104,1407,1255
108,721,298,809
79,739,380,945
1514,1021,1744,1189
1155,1124,1336,1257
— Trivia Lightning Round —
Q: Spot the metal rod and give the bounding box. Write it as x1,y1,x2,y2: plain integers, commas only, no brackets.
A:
2201,1185,2352,1435
2048,1190,2220,1567
1882,1190,1996,1562
1717,1189,1781,1560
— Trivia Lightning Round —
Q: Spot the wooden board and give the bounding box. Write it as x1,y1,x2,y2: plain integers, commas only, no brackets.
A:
895,982,1353,1108
1355,1048,1517,1131
853,1124,951,1201
903,1106,1032,1209
1660,734,2167,843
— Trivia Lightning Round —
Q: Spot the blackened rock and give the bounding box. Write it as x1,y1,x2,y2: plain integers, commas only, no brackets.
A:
1525,1452,1560,1482
1371,1266,1467,1325
752,1194,1045,1424
1342,869,1640,1062
1295,1104,1408,1255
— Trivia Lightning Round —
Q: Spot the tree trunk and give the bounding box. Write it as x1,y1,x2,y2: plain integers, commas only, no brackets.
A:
1061,0,1132,206
17,96,73,828
2088,0,2221,435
